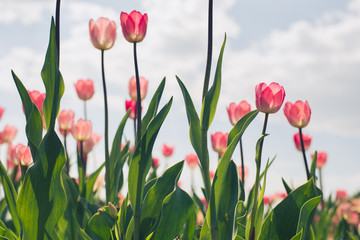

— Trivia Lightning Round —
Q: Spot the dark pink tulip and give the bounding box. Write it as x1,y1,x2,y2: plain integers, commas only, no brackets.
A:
227,101,251,126
89,17,117,50
293,132,312,151
284,100,311,128
71,118,92,142
185,153,199,169
313,152,327,169
120,10,148,43
255,82,285,114
58,110,75,132
152,157,159,168
125,100,137,119
211,132,228,154
16,144,33,166
2,125,17,143
74,79,95,101
162,144,174,157
128,76,148,101
0,107,4,121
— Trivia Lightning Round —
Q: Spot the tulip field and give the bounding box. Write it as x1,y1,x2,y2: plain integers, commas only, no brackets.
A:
0,0,359,239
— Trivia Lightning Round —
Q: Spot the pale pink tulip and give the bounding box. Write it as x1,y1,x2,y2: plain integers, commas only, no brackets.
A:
255,82,285,114
185,153,199,169
227,101,251,126
211,132,228,154
128,76,148,101
162,144,174,157
28,90,46,114
120,10,148,43
16,144,33,166
284,100,311,128
74,79,95,101
2,125,17,143
82,133,101,154
58,110,75,132
293,132,312,151
89,17,117,50
71,119,92,142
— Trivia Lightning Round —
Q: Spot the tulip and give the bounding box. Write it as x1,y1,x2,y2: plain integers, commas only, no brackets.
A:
152,157,159,168
313,152,327,169
255,82,285,114
185,153,199,169
238,165,249,182
209,170,215,180
162,144,174,157
125,100,137,119
74,79,95,101
0,107,4,121
211,132,228,154
336,190,347,200
263,196,271,205
89,17,117,50
128,76,148,101
2,125,17,143
0,132,4,145
58,110,75,132
284,100,311,128
16,144,33,166
82,133,101,154
227,101,251,126
28,90,46,114
120,10,148,43
293,132,312,151
71,119,92,142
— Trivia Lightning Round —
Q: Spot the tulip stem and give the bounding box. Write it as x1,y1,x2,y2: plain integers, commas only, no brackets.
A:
55,0,61,66
250,113,269,240
83,101,88,120
133,118,137,143
133,43,142,145
202,0,213,100
101,50,110,202
299,128,310,180
64,130,69,175
239,137,245,185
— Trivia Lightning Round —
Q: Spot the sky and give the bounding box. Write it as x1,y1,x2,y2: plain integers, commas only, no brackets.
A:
0,0,359,199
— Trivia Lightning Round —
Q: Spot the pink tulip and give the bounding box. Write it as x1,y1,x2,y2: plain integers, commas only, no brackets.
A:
336,190,347,200
16,144,33,166
283,100,311,128
2,125,17,143
0,107,4,121
185,153,199,169
71,119,92,142
128,76,148,101
120,10,148,43
82,133,101,154
238,165,249,181
293,132,312,151
89,17,117,50
255,82,285,114
162,144,174,157
0,132,4,145
74,79,95,101
264,196,271,205
58,110,75,132
227,101,251,126
125,100,137,119
152,157,159,168
211,132,228,154
28,90,46,114
312,152,327,169
209,170,215,180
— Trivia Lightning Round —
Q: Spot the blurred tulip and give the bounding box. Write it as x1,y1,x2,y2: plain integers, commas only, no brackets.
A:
264,196,271,205
16,144,33,166
336,190,347,200
0,107,4,121
313,152,327,169
128,76,148,101
238,165,249,182
120,10,148,43
255,82,285,114
82,133,101,154
209,170,215,180
227,101,251,126
71,119,92,142
293,132,312,151
58,110,75,132
7,143,18,169
28,90,46,114
2,125,17,143
162,144,174,157
152,157,159,168
211,132,228,154
89,17,117,50
74,79,95,101
125,100,137,119
185,153,199,169
0,132,4,145
284,100,311,128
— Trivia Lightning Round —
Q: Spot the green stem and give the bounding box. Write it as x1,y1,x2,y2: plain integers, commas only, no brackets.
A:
101,50,110,202
298,128,310,180
239,137,245,185
64,130,69,175
201,130,212,202
133,43,142,144
55,0,61,66
250,113,269,240
202,0,213,100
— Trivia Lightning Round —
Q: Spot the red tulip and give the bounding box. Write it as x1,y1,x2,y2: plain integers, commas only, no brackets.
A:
185,153,199,169
16,144,33,166
211,132,228,154
227,101,251,126
58,110,75,132
255,82,285,114
128,76,148,101
162,144,174,157
152,157,159,168
74,79,95,101
283,100,311,128
2,125,17,143
125,100,137,119
313,152,327,169
120,10,148,43
71,119,92,142
89,17,117,50
0,107,5,121
82,133,101,154
293,132,312,151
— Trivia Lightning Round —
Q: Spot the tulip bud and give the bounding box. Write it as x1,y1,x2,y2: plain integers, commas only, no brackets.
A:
293,132,312,151
128,76,148,101
227,101,251,126
58,110,75,132
120,10,148,43
162,144,174,157
284,100,311,128
255,82,285,114
71,119,92,142
185,153,199,169
211,132,228,154
74,79,95,101
89,17,117,50
108,202,118,219
2,125,17,143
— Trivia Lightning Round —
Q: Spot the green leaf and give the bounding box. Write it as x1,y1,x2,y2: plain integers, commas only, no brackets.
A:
176,76,202,159
150,188,195,240
85,207,115,240
282,178,292,194
199,218,211,240
80,228,92,240
296,196,321,238
290,228,303,240
310,151,317,181
0,219,16,240
200,35,226,130
41,18,64,130
117,195,132,240
0,162,20,235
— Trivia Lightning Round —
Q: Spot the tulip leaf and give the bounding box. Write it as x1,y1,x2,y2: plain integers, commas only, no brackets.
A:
0,162,20,235
80,228,92,240
310,151,317,181
290,228,303,240
200,218,212,240
0,219,16,240
282,178,293,194
296,196,321,237
85,206,115,240
176,76,202,159
201,34,226,131
41,18,64,130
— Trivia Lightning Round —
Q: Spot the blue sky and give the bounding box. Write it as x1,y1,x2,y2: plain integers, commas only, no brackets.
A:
0,0,359,198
